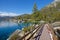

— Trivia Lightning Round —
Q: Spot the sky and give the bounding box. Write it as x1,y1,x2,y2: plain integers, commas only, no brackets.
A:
0,0,54,16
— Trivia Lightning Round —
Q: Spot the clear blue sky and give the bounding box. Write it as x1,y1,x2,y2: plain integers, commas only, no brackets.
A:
0,0,54,15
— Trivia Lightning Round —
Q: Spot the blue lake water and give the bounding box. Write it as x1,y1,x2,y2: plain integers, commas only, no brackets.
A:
0,21,32,40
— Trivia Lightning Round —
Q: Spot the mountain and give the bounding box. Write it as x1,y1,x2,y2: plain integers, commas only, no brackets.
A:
41,0,60,12
46,0,60,8
39,0,60,22
0,16,14,22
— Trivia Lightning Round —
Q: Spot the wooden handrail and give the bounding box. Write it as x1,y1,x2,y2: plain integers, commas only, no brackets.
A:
18,25,41,40
27,24,45,40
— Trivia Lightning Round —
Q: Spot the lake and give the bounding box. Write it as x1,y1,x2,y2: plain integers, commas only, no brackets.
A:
0,21,32,40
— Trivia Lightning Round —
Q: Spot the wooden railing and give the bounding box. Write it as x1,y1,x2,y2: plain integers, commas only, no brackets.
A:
17,24,45,40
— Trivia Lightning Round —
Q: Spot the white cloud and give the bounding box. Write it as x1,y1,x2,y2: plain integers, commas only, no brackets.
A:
0,11,20,16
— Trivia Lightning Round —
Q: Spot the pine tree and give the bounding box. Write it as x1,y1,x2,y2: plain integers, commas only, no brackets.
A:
32,3,38,13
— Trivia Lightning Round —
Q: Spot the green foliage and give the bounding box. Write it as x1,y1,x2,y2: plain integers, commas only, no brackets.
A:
56,2,60,9
10,35,19,40
23,26,34,32
32,3,38,13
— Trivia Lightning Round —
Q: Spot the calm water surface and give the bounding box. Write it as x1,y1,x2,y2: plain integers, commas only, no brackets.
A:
0,21,31,40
